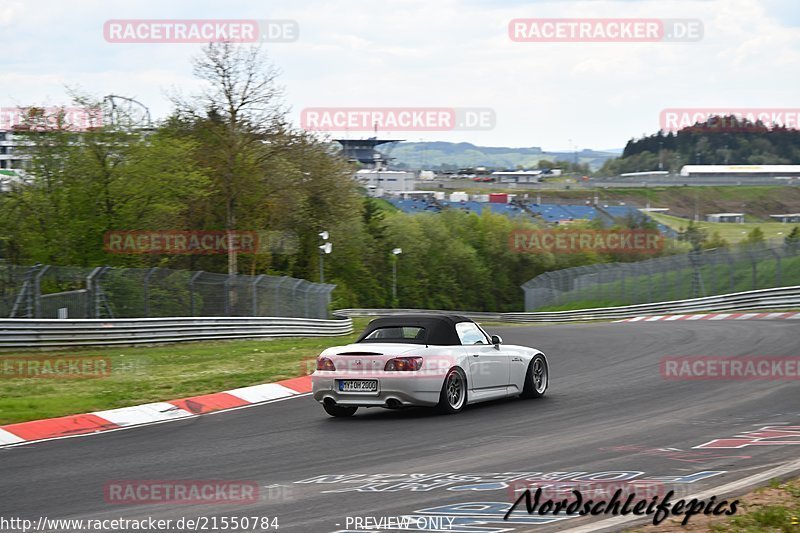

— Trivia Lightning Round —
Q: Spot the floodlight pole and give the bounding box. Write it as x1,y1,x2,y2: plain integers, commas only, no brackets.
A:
319,231,330,284
391,248,402,306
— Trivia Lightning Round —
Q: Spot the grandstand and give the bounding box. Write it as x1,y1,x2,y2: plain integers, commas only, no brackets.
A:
385,197,676,236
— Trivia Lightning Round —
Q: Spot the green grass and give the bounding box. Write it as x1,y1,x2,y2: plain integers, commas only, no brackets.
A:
0,319,370,425
646,212,797,243
714,479,800,532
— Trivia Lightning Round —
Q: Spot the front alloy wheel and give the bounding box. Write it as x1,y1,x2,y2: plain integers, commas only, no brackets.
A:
521,354,548,398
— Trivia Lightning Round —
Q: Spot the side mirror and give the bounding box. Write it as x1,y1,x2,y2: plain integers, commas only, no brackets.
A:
491,335,502,348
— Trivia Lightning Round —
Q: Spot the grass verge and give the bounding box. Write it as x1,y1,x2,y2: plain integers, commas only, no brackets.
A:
629,476,800,532
647,212,798,243
0,318,370,425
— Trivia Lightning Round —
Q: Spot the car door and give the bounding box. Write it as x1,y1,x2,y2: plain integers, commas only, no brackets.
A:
458,322,509,391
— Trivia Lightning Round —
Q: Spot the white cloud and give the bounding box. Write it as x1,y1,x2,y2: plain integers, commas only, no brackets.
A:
1,0,797,150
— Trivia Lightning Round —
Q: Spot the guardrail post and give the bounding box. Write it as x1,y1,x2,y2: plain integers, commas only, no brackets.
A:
252,274,265,316
189,271,203,316
143,267,157,318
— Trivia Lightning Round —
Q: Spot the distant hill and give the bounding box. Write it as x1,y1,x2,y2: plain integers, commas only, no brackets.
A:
384,141,620,171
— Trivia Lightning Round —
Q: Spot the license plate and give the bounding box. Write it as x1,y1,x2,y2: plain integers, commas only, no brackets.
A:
339,380,378,392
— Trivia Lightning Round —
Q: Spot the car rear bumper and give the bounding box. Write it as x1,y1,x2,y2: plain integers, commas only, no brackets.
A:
312,372,443,408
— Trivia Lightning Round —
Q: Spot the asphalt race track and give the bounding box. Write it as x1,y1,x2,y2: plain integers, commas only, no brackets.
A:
2,320,799,532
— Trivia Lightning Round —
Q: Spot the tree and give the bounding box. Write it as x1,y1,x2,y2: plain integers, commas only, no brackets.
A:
784,226,800,252
0,101,207,266
744,227,765,245
172,42,285,275
678,221,708,251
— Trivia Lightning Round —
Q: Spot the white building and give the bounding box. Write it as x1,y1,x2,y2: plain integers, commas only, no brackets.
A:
769,214,800,223
354,169,415,196
680,165,800,178
490,170,542,184
706,213,745,223
0,130,27,171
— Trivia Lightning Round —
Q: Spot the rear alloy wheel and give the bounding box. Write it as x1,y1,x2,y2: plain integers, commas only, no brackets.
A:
323,403,358,417
437,368,467,414
521,354,548,398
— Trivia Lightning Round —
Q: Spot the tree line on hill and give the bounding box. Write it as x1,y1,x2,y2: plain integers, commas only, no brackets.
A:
599,117,800,175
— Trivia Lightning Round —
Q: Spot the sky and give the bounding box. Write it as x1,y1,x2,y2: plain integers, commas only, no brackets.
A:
1,0,798,151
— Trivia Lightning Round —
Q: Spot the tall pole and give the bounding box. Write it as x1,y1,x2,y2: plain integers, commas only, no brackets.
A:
392,259,397,304
391,248,402,307
318,231,330,284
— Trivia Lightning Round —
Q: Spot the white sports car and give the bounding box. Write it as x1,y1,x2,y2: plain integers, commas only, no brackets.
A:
312,314,549,417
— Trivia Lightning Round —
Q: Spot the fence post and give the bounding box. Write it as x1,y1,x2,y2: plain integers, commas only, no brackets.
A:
189,271,203,316
274,276,290,316
252,274,265,316
304,282,312,318
772,249,782,287
86,267,103,318
726,250,735,292
33,265,50,318
290,279,304,317
223,274,233,316
143,267,157,318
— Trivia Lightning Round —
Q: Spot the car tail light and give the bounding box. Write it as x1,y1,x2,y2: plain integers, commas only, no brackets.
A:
317,357,336,371
384,357,423,371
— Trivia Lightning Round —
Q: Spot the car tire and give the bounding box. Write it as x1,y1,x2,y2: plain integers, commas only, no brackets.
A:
521,354,548,399
323,403,358,417
436,367,467,414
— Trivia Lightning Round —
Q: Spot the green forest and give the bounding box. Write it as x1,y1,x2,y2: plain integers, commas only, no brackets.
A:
599,117,800,175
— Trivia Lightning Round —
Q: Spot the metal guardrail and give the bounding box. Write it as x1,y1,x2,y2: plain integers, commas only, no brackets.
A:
4,285,797,349
337,285,800,324
0,316,353,349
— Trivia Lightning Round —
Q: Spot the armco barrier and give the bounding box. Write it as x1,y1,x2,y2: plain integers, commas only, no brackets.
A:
3,285,797,349
0,316,353,349
337,285,800,324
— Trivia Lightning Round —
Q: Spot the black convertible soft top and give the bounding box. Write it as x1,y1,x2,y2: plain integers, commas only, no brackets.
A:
355,314,473,346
